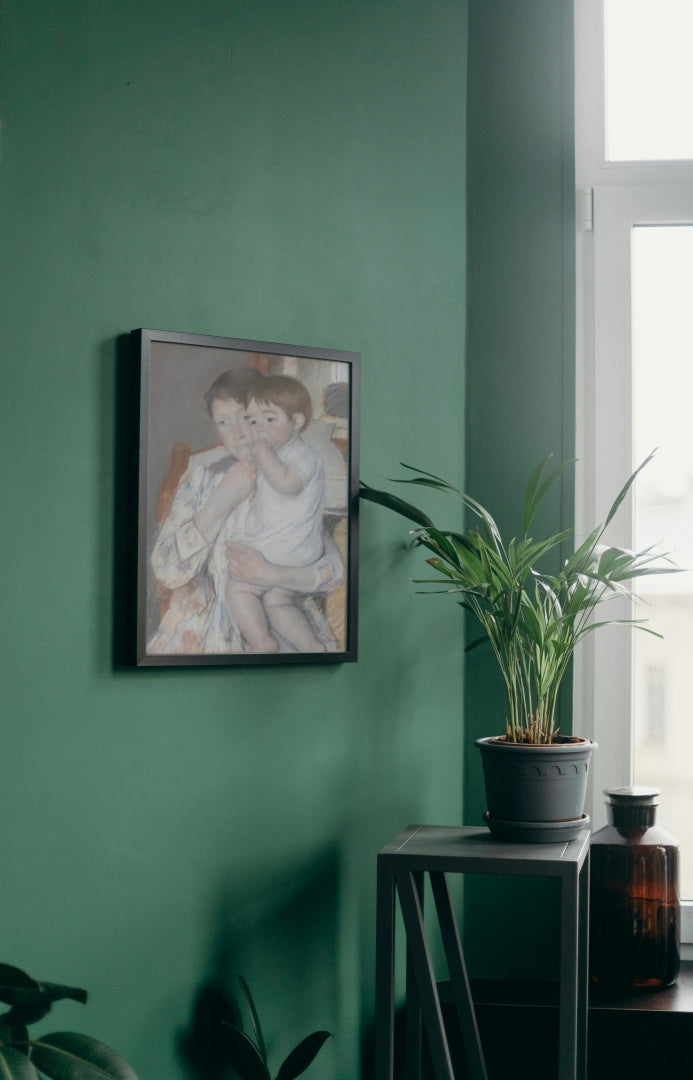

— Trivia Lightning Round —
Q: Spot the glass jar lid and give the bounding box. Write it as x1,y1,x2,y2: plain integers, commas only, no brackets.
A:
603,786,660,805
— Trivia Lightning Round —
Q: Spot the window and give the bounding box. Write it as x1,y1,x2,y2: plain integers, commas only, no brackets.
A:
640,663,667,744
604,0,693,162
575,0,693,945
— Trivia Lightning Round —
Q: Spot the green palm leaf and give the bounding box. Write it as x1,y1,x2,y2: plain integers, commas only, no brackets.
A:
398,462,458,486
361,451,679,742
603,450,656,530
522,456,574,535
359,483,434,528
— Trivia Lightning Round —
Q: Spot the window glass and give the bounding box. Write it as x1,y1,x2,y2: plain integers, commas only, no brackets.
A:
605,0,693,161
632,224,693,897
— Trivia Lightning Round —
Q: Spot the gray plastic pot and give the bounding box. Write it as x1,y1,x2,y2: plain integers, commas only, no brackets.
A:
475,735,597,843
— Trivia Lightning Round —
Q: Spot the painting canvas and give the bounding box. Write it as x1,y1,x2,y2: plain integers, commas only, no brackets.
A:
134,328,359,665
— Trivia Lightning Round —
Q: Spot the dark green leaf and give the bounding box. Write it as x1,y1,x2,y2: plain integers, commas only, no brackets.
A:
235,977,266,1065
447,537,485,580
414,532,457,567
275,1032,332,1080
515,530,573,572
518,601,544,646
459,494,503,548
0,969,87,1028
0,1023,29,1048
0,1047,42,1080
0,968,39,994
395,476,455,493
561,524,603,576
424,528,461,566
424,557,458,580
218,1026,270,1080
29,1034,137,1080
463,635,489,654
359,484,434,528
398,462,458,487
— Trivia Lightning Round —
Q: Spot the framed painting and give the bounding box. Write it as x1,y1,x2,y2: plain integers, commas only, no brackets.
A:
133,328,359,666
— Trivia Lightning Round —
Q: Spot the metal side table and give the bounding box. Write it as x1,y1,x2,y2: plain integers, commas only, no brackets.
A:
374,825,590,1080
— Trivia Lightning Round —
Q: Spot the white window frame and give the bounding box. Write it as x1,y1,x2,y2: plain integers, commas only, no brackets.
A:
575,0,693,947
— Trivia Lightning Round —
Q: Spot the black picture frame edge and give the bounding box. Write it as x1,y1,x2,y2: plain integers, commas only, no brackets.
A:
132,327,360,668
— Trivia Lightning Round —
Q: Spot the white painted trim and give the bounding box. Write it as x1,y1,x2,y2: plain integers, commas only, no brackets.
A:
576,183,693,834
575,5,693,944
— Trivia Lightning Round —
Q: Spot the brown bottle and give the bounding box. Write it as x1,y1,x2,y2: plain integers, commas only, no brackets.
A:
589,786,680,990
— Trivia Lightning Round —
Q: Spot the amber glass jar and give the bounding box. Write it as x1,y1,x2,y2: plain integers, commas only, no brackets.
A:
589,787,680,990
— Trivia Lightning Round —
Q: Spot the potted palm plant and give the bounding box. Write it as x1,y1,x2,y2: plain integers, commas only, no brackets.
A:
361,452,678,842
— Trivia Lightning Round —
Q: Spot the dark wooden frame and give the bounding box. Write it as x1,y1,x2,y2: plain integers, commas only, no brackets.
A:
133,327,359,666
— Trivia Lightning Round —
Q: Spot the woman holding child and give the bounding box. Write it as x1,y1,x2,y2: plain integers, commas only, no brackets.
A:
148,367,343,655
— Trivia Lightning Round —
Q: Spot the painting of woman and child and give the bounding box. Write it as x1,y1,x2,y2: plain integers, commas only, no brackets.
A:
134,329,359,665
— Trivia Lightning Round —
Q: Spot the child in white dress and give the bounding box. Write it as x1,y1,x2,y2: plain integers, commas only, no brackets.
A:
224,374,328,653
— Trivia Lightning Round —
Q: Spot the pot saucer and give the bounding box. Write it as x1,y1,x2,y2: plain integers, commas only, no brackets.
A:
482,810,590,844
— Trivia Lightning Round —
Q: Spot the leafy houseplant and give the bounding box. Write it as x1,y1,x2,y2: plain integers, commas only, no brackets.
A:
0,963,137,1080
361,453,678,840
179,975,331,1080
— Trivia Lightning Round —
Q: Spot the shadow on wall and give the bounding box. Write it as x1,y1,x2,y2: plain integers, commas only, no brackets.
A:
178,845,340,1080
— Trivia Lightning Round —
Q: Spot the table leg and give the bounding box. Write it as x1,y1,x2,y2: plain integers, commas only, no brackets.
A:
429,872,488,1080
395,868,455,1080
374,854,396,1080
559,870,580,1080
405,872,424,1080
577,853,590,1080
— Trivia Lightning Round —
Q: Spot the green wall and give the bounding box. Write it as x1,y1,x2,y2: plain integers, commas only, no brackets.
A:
0,0,578,1067
0,3,466,1079
464,0,576,978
